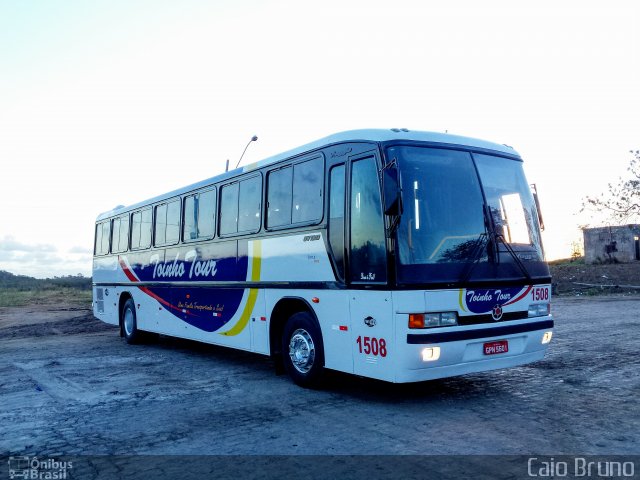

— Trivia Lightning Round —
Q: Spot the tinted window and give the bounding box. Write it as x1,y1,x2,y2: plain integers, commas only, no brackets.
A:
111,218,120,252
198,189,215,238
267,167,292,228
155,204,167,246
95,222,108,255
220,183,239,235
111,215,130,253
350,157,386,283
101,222,110,254
238,176,261,232
140,209,152,249
118,215,129,252
184,195,197,240
155,200,181,246
292,157,323,224
132,209,152,250
166,200,180,244
184,189,215,241
131,212,141,249
329,165,345,280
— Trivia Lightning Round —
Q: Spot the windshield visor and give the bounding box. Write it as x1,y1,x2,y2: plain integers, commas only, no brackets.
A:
389,146,546,285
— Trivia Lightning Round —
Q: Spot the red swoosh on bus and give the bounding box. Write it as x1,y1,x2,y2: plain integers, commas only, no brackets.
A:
502,285,533,306
118,257,193,316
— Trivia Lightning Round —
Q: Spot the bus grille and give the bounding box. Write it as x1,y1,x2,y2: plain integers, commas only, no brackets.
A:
96,288,104,313
458,311,528,325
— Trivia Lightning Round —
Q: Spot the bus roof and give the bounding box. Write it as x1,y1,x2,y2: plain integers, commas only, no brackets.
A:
96,129,519,221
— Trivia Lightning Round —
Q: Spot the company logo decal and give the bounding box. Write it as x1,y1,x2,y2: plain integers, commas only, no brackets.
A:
459,286,532,315
118,240,261,334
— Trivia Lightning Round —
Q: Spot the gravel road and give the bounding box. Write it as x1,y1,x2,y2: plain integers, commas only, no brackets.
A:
1,295,638,462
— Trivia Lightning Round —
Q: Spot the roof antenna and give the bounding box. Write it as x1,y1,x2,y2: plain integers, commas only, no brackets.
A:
235,135,258,169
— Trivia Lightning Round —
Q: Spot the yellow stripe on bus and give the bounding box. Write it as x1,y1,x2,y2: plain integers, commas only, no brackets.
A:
459,288,467,312
220,240,262,337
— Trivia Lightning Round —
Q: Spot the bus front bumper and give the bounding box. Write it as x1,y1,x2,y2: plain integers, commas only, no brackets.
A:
395,318,553,383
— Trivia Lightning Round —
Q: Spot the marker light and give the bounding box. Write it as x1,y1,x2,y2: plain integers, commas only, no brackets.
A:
421,347,441,362
528,303,550,318
541,331,553,344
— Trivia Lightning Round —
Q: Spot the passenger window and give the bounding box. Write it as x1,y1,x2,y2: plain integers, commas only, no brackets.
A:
292,157,323,224
155,200,181,246
166,200,181,244
220,183,239,235
139,208,152,249
267,167,292,228
184,189,215,241
111,218,121,253
101,221,110,254
118,215,129,252
239,176,261,232
155,204,167,246
132,209,152,249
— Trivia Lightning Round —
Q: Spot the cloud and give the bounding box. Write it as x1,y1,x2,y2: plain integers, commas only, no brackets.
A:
0,235,91,278
0,235,57,253
68,245,92,254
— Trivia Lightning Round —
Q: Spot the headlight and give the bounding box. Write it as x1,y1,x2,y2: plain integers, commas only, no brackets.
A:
542,331,553,344
409,312,458,329
528,303,550,317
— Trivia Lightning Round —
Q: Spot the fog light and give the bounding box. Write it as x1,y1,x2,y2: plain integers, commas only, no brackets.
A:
421,346,441,362
541,331,553,344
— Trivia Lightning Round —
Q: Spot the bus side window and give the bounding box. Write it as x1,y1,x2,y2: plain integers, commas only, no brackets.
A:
220,183,239,235
238,176,261,233
267,167,292,228
329,164,345,280
349,157,387,283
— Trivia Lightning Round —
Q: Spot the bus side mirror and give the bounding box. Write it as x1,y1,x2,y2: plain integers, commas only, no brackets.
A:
530,183,545,231
382,165,402,216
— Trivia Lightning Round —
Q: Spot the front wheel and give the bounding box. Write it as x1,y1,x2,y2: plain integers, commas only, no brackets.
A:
282,312,325,388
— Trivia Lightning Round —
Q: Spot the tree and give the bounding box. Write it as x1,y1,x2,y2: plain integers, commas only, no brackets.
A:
582,150,640,223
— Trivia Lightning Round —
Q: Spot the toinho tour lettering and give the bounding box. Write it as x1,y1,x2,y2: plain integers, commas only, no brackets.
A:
466,289,513,304
151,251,218,279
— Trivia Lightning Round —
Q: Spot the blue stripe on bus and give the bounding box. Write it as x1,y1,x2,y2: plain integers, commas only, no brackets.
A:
406,319,553,344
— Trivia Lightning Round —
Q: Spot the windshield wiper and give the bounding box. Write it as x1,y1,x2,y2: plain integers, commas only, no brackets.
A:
459,233,489,283
460,204,533,283
494,232,532,281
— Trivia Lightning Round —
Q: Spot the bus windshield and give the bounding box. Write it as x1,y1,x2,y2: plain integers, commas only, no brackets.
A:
388,145,545,285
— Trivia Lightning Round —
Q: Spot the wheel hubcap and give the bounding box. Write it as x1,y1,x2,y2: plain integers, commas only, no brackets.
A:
124,308,134,336
288,328,315,374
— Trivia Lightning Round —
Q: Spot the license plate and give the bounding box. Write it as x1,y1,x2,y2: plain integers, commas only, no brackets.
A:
484,340,509,355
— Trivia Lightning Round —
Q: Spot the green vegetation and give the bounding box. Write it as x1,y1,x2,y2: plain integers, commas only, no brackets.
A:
0,271,92,308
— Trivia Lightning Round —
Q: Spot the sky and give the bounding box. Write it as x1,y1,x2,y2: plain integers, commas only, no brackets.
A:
1,0,638,278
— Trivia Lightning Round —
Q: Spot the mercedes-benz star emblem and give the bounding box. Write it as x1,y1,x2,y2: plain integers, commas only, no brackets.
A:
491,305,503,321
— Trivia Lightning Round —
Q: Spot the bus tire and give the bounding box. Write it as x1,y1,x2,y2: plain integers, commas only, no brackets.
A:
282,312,325,388
122,298,142,344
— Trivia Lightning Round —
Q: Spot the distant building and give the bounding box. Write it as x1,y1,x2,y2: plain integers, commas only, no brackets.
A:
582,225,640,264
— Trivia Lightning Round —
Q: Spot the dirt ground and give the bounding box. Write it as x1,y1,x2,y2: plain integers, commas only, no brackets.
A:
1,293,639,477
550,261,640,296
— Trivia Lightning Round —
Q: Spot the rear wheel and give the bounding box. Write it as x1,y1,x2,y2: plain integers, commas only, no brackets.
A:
122,298,143,344
282,312,325,388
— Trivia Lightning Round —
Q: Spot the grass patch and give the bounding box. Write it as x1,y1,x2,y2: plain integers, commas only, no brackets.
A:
0,288,92,308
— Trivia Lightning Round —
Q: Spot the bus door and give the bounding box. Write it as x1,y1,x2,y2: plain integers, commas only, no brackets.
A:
347,153,394,381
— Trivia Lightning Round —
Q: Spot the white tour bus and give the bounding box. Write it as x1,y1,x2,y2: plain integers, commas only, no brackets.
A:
93,129,553,387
